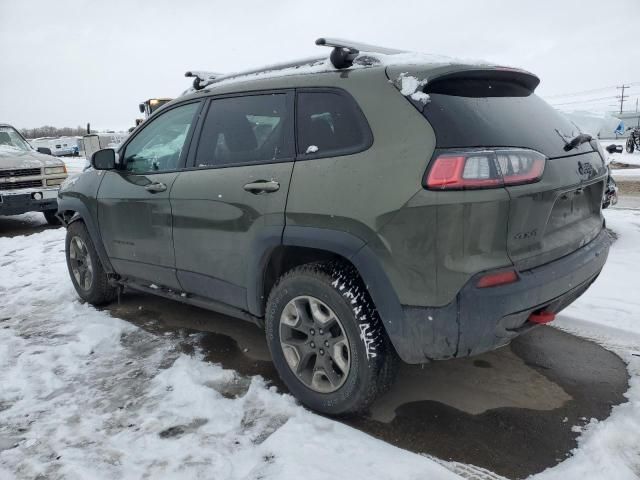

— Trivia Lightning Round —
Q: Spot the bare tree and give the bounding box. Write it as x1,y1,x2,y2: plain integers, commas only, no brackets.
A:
20,126,95,139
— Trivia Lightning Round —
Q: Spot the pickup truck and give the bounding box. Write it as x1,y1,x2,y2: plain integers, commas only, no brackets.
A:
0,124,68,224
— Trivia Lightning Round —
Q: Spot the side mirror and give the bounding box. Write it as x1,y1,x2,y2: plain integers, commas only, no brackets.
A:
91,148,116,170
37,147,52,155
606,144,623,154
139,103,145,114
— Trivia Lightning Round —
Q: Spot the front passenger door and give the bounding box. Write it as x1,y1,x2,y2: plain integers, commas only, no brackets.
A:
97,101,201,288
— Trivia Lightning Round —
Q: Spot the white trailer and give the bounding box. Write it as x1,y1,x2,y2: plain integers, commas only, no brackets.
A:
82,132,128,162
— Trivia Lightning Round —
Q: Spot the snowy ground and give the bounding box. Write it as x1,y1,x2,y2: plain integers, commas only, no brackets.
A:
63,156,88,175
0,211,639,479
601,140,640,180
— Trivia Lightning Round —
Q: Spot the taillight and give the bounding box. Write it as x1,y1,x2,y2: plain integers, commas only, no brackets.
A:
425,149,545,190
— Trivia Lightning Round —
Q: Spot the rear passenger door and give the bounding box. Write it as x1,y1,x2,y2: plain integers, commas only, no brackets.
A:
171,91,295,311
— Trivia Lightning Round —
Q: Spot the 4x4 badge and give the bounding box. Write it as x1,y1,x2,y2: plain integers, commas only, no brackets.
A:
514,229,537,240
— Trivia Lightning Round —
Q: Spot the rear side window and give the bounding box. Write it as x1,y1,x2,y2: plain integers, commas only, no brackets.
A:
195,93,293,168
296,90,372,158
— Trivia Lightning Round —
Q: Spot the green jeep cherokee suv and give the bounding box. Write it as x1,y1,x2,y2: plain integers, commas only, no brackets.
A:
58,39,610,415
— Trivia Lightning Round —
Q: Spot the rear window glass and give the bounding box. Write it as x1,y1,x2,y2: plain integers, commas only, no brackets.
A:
296,90,372,158
421,79,584,159
195,94,293,168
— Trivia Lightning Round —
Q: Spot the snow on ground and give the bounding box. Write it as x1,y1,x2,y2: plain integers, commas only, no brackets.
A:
0,229,459,479
1,210,639,479
62,156,88,175
613,168,640,181
600,140,640,181
534,209,640,480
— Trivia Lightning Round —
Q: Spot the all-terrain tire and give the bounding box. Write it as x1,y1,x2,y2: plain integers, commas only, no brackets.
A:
265,261,397,416
65,221,117,306
627,137,635,154
44,209,61,225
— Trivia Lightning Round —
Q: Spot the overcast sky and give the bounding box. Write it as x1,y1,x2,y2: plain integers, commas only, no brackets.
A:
1,0,639,131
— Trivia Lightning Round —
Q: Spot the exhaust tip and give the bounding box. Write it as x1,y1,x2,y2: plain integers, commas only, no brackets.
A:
529,311,556,324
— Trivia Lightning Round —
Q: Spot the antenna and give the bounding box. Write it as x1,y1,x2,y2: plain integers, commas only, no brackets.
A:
315,38,405,69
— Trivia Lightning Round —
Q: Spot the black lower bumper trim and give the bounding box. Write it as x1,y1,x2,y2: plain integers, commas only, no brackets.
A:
393,229,611,363
0,192,58,216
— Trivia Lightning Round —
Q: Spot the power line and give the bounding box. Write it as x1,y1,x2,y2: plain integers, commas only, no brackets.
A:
548,95,618,106
545,81,640,99
546,85,619,99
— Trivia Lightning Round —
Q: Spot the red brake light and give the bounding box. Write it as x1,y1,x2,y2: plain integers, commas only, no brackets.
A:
426,156,466,187
476,270,519,288
425,149,545,190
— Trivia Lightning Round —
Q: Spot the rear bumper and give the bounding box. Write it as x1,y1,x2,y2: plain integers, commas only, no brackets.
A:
0,189,59,216
395,228,611,363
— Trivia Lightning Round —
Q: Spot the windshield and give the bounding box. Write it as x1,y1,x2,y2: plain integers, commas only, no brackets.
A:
0,126,32,153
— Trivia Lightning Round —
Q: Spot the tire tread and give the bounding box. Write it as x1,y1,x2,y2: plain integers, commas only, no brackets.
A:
266,260,397,415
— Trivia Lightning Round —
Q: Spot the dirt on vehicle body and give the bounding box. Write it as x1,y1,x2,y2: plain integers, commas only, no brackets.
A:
56,39,610,415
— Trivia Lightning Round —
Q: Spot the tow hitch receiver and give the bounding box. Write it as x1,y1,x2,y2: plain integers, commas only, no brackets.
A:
529,311,556,324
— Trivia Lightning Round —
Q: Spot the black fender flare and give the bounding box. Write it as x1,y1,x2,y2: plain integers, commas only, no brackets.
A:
59,197,115,274
247,225,405,349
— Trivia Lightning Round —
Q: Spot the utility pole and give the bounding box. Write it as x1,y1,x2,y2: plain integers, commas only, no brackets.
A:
616,84,629,114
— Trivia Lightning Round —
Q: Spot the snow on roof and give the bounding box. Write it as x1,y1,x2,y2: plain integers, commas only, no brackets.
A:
181,50,494,96
180,56,334,95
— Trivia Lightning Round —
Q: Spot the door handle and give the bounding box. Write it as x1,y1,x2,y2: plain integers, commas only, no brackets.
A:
243,180,280,194
145,182,167,193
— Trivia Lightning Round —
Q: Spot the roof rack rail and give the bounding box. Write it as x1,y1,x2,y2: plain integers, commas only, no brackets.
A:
315,37,405,69
185,70,225,90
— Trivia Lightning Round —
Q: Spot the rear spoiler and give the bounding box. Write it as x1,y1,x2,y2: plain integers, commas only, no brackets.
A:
387,65,540,105
425,67,541,92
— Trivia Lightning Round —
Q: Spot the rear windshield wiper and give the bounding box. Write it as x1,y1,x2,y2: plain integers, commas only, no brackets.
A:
562,133,592,152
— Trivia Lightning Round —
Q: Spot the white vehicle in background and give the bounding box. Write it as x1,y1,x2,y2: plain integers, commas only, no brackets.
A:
53,136,80,156
31,136,80,157
0,124,68,224
81,132,128,165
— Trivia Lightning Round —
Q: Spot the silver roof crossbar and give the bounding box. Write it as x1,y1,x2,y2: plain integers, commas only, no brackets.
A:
185,71,225,90
315,37,406,69
180,39,403,94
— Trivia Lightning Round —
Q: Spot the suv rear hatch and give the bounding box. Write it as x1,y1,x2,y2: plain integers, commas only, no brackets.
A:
388,65,607,271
